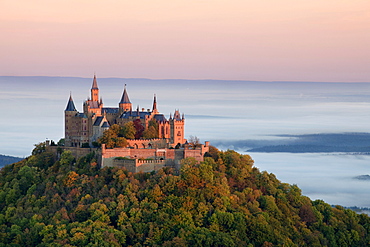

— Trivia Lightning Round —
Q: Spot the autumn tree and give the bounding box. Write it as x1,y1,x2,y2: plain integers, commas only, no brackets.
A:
98,124,128,148
121,121,136,139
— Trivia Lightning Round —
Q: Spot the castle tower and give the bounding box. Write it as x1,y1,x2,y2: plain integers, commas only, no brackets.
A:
91,74,99,102
65,94,78,147
170,110,185,146
119,84,132,113
84,75,103,116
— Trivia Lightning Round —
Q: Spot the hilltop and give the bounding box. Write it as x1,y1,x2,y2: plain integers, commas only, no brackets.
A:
1,146,369,246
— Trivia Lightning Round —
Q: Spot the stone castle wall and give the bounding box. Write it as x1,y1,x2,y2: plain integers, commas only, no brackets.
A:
46,140,210,173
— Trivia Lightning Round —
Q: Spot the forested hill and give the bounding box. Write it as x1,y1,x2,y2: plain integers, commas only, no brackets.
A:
0,154,23,168
1,147,370,246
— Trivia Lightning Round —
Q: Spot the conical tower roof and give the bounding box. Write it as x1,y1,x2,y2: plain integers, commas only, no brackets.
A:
152,94,157,112
120,84,131,103
92,74,98,89
65,94,77,111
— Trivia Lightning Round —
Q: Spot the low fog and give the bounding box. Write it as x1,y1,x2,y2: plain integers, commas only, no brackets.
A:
1,76,370,207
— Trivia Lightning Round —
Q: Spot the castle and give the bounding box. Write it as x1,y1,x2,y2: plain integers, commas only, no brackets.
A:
61,75,209,171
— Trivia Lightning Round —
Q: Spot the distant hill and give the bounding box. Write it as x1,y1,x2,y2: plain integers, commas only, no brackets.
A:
212,133,370,153
0,154,23,168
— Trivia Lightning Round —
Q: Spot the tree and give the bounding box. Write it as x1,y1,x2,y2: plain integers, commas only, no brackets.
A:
143,126,158,139
99,124,128,148
133,119,144,139
143,120,159,139
188,135,200,149
32,142,46,155
57,138,65,146
121,122,136,139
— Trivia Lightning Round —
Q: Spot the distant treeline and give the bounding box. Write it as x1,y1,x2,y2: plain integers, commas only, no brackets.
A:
0,154,23,168
213,133,370,153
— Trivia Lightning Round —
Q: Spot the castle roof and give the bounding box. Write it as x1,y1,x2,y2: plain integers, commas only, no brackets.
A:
65,95,77,111
93,116,105,126
102,121,110,128
78,113,87,118
92,74,98,89
119,84,131,104
102,107,119,114
154,114,167,122
120,111,151,119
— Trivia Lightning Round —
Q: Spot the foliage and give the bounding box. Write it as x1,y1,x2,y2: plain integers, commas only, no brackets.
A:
143,119,159,139
98,124,128,149
133,119,145,139
121,121,136,140
32,142,46,155
0,148,369,246
57,138,65,146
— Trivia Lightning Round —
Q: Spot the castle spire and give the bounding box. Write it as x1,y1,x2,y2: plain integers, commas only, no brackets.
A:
152,94,158,113
91,74,99,101
92,74,98,89
65,93,77,111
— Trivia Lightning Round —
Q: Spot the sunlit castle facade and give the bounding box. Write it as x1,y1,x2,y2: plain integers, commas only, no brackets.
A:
64,75,186,148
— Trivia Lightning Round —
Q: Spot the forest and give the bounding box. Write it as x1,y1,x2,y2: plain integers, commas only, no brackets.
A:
1,144,370,246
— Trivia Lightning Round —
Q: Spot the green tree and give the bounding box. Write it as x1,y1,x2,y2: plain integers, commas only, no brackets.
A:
121,121,136,139
143,126,158,139
32,142,46,155
99,124,128,148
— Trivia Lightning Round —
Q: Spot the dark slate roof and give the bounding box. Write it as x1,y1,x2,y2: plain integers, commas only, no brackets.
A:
78,113,88,118
65,95,77,111
119,86,131,104
154,114,167,122
121,111,151,119
92,75,98,89
102,121,110,128
93,116,104,126
102,107,119,114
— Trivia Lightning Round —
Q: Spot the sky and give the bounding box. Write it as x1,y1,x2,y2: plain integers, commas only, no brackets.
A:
1,0,370,82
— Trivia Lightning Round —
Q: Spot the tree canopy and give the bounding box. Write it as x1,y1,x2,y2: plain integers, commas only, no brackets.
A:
0,147,369,246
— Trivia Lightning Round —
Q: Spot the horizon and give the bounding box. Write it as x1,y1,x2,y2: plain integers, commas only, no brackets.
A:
2,75,370,84
2,1,370,82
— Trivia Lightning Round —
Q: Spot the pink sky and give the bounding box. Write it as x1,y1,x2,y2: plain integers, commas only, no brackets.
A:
1,0,370,82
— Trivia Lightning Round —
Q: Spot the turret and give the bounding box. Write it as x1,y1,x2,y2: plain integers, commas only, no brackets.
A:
119,84,132,112
152,94,158,114
91,74,99,102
